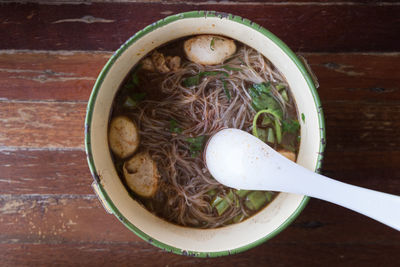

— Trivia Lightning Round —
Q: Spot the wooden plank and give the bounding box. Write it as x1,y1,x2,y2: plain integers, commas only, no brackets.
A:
0,51,110,101
1,242,399,266
0,150,92,195
1,148,399,195
324,101,400,153
2,99,399,151
0,101,85,149
322,151,400,195
0,3,399,52
305,53,400,102
0,52,399,102
1,195,398,245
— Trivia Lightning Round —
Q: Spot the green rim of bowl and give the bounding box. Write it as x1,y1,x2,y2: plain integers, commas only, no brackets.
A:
85,10,326,258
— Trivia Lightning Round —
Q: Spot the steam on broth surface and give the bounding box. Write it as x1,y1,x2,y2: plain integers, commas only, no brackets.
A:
109,35,300,228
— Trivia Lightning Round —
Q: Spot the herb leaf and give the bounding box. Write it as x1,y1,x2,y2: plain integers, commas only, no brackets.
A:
221,65,242,71
123,92,146,109
183,71,229,87
301,113,306,123
282,119,300,134
170,119,183,134
210,38,215,51
186,136,206,157
222,79,231,101
249,82,282,118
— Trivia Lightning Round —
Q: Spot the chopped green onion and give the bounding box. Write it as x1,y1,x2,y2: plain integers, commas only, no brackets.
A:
281,90,289,102
169,119,182,134
232,214,244,223
212,190,235,216
245,191,267,211
265,191,274,202
235,189,250,198
276,83,286,91
261,115,272,126
252,109,282,144
267,128,275,143
301,113,306,123
211,195,224,207
207,189,217,198
215,199,230,216
257,128,268,143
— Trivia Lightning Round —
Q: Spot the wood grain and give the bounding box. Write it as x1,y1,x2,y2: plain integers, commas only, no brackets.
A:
0,3,399,52
0,51,110,101
1,149,399,195
0,150,92,195
0,101,85,149
1,52,399,102
0,195,398,245
1,99,399,155
1,242,399,267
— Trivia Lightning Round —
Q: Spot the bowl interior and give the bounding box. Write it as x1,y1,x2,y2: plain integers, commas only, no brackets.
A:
86,12,323,257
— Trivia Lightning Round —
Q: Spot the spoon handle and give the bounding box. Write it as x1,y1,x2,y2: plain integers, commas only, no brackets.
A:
284,166,400,231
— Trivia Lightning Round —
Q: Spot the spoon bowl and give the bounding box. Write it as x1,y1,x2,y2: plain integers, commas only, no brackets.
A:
206,128,400,231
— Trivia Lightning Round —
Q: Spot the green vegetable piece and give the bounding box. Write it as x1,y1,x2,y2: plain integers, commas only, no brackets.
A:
253,82,271,94
245,191,267,211
249,83,281,116
252,109,282,144
123,92,146,108
215,199,230,216
281,90,289,102
276,83,286,91
221,65,242,71
274,119,282,144
267,128,275,143
132,71,140,86
213,190,235,216
301,113,306,123
169,119,183,134
222,79,231,101
183,71,228,87
261,115,272,126
282,119,300,134
232,214,245,223
211,195,223,207
207,189,217,198
257,128,268,143
186,136,206,157
183,75,201,87
235,189,249,198
210,37,215,51
265,191,274,202
123,96,137,108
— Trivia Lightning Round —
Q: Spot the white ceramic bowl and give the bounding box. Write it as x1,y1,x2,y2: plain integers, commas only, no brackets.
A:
85,11,325,257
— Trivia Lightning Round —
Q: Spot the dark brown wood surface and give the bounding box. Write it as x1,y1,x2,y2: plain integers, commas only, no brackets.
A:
0,1,399,266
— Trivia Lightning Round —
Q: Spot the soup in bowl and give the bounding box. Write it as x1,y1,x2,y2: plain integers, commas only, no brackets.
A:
85,11,325,257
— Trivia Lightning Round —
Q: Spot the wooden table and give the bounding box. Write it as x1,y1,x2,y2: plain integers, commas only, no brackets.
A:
1,1,399,266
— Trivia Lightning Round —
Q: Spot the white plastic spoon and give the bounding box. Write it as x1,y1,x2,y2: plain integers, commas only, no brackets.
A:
205,128,400,231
